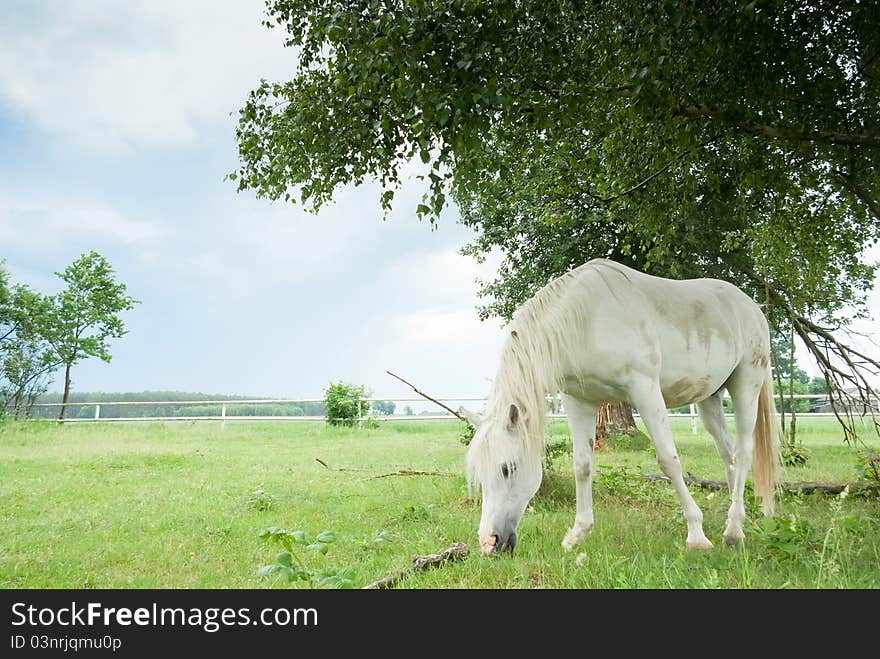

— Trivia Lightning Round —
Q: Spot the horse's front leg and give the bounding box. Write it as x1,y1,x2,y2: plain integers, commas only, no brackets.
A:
560,395,598,551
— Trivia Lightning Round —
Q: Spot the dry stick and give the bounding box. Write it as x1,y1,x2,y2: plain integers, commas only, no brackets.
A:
385,370,467,422
316,457,455,480
367,469,456,480
639,472,879,495
314,458,370,473
362,542,469,590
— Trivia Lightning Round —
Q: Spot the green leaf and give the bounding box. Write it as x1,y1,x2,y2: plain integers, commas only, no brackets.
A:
315,530,336,543
420,149,431,164
306,542,329,554
275,552,293,567
291,530,308,544
256,564,282,577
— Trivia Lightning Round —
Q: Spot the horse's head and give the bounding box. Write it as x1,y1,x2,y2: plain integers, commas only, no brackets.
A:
461,403,542,555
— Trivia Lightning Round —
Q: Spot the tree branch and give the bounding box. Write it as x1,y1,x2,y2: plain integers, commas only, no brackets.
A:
833,169,880,221
611,86,880,147
385,370,467,421
581,145,694,204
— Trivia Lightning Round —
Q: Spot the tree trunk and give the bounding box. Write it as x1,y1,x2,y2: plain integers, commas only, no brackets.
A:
788,327,797,446
595,401,637,450
59,363,72,420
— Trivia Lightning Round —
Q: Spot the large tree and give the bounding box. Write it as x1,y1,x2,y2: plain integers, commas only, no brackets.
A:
234,1,880,438
43,252,138,420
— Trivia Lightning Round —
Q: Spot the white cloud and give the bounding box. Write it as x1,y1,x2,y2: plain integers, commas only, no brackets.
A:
0,198,164,248
392,307,495,346
0,0,292,151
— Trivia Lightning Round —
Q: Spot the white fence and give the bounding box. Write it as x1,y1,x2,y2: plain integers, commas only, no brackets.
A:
18,393,872,434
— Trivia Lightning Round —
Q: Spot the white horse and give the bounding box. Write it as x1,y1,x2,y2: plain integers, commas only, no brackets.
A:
461,259,780,555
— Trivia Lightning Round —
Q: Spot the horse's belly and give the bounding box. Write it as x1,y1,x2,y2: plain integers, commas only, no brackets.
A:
660,374,724,408
658,343,739,408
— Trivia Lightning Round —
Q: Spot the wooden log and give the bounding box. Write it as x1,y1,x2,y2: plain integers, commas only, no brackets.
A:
362,543,469,589
638,471,879,495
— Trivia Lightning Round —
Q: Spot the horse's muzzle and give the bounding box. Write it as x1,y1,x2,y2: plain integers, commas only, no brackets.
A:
480,531,517,555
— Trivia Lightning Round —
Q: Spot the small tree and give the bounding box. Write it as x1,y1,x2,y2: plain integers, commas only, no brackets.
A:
42,252,138,420
324,381,371,427
1,268,58,419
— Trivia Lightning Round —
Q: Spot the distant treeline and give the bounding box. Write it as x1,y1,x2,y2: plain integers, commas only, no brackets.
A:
29,391,326,419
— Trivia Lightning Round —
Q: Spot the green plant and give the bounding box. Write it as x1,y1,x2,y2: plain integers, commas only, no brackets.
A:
749,512,817,559
543,435,572,470
603,428,652,451
323,381,371,427
245,488,274,512
782,442,812,466
856,452,880,483
256,527,355,588
458,422,475,446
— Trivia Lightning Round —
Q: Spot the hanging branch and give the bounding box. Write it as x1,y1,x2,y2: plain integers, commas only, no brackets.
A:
385,370,467,421
751,277,880,445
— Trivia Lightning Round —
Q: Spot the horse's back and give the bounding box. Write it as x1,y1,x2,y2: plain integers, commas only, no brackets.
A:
571,260,768,407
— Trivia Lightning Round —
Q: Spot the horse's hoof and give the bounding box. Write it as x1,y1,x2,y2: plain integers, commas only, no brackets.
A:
723,535,743,547
685,538,714,550
562,528,588,551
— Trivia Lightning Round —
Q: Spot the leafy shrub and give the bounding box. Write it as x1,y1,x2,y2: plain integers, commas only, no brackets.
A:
856,452,880,483
323,381,371,427
782,442,812,466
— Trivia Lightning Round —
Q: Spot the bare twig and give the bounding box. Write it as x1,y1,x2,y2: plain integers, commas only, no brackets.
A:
316,457,455,479
362,542,469,589
314,458,370,473
367,469,456,480
385,370,467,421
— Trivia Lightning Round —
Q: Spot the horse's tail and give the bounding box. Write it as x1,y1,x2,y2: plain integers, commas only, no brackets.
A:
753,364,781,516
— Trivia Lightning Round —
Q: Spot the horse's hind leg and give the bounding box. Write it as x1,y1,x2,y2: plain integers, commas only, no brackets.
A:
722,366,763,546
560,394,598,551
631,381,713,550
697,393,736,490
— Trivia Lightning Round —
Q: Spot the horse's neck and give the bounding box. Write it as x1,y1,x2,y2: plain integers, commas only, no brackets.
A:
489,335,550,431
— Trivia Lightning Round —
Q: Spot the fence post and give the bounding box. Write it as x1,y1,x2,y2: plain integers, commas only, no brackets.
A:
221,403,227,431
690,403,697,435
94,404,101,421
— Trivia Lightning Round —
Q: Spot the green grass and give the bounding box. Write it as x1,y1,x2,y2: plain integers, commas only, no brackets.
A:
1,418,878,589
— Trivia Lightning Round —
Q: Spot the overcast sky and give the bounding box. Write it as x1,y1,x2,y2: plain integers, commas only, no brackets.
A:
0,0,507,400
1,1,877,401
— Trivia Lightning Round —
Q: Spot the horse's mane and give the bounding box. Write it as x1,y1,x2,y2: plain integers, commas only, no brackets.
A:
470,260,628,477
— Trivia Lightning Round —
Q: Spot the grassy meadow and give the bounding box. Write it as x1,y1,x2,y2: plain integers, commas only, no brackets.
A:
1,417,878,589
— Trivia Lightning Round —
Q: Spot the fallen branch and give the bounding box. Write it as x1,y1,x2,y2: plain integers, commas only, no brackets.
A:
362,542,469,589
367,469,456,480
314,458,370,473
639,472,879,495
316,458,455,480
385,370,467,422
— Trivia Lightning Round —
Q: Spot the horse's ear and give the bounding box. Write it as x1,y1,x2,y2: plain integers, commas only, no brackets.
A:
507,403,519,428
458,406,482,428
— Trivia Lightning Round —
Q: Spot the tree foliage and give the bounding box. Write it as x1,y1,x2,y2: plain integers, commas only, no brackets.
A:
234,0,880,440
0,263,58,418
